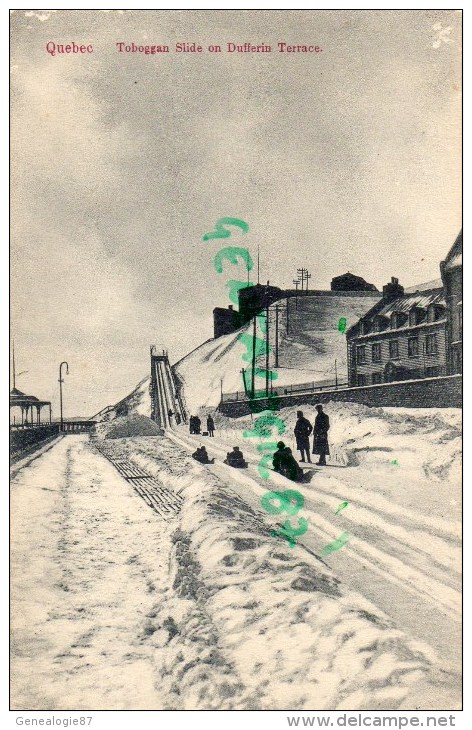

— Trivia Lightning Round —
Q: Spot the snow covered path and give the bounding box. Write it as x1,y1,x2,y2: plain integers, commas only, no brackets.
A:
11,424,461,710
11,435,177,710
168,421,461,688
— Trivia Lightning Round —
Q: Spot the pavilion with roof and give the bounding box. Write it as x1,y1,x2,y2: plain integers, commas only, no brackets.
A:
10,387,52,427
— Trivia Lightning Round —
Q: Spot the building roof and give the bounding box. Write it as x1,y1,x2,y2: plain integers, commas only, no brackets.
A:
347,288,446,337
10,388,50,407
331,272,378,292
374,289,445,318
404,278,442,293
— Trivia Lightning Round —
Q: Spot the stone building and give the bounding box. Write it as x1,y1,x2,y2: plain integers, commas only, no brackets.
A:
213,304,246,338
346,278,447,386
440,230,462,374
331,272,378,292
213,275,381,339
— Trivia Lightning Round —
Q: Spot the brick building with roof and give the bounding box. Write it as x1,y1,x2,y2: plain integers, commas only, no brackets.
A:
346,278,447,387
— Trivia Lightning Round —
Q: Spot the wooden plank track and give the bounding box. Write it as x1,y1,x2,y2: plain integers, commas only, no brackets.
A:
92,442,183,519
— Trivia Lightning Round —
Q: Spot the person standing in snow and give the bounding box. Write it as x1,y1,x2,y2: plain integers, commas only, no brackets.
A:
312,404,330,466
294,410,313,463
194,416,201,434
207,415,215,437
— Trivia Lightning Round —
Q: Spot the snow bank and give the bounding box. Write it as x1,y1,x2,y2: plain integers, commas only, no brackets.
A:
93,414,163,439
211,402,462,488
176,470,438,710
112,438,441,710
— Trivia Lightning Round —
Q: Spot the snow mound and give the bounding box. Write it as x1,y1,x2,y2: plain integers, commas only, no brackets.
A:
173,327,252,413
179,472,437,709
114,376,151,418
214,401,461,484
93,414,163,439
108,437,442,710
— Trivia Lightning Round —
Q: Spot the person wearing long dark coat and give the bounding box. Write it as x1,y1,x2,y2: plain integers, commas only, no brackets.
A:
294,410,313,463
312,404,330,465
207,415,215,437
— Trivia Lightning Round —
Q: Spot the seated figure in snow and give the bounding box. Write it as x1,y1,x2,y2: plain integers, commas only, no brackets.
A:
192,446,214,464
272,441,305,482
224,446,248,468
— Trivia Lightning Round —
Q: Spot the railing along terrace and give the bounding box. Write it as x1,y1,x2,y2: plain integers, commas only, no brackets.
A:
221,379,349,403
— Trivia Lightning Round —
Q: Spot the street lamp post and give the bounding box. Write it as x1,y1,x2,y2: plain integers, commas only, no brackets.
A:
58,361,69,432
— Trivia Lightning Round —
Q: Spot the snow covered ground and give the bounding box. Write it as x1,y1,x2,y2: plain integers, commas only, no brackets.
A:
112,314,355,418
11,403,461,710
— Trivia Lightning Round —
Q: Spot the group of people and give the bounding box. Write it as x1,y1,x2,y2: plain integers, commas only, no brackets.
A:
192,444,246,467
189,414,215,436
189,405,330,484
294,405,330,466
189,415,201,434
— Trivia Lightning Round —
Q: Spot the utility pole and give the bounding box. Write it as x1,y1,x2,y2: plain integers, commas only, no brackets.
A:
292,279,300,310
296,267,312,292
275,304,279,368
297,268,306,291
335,359,338,389
241,368,248,397
251,316,256,399
265,305,270,397
12,340,16,389
58,361,69,432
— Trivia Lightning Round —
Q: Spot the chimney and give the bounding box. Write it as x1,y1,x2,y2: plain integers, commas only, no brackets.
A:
382,277,404,300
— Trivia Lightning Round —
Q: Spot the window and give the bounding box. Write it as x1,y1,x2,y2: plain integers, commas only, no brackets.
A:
372,343,381,362
425,334,438,355
390,313,398,330
389,340,399,359
357,345,366,364
409,310,417,327
360,320,370,335
357,374,367,386
427,305,437,323
425,366,439,378
408,337,419,357
372,372,382,384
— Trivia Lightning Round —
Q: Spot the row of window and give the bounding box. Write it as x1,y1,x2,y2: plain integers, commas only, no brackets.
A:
356,334,438,364
359,304,445,335
356,366,441,386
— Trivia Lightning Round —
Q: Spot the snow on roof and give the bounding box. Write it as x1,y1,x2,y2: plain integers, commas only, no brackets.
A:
443,230,462,271
444,253,462,270
374,290,445,318
404,278,442,293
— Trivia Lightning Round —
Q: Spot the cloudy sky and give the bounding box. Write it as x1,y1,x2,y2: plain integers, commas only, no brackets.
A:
10,9,461,416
